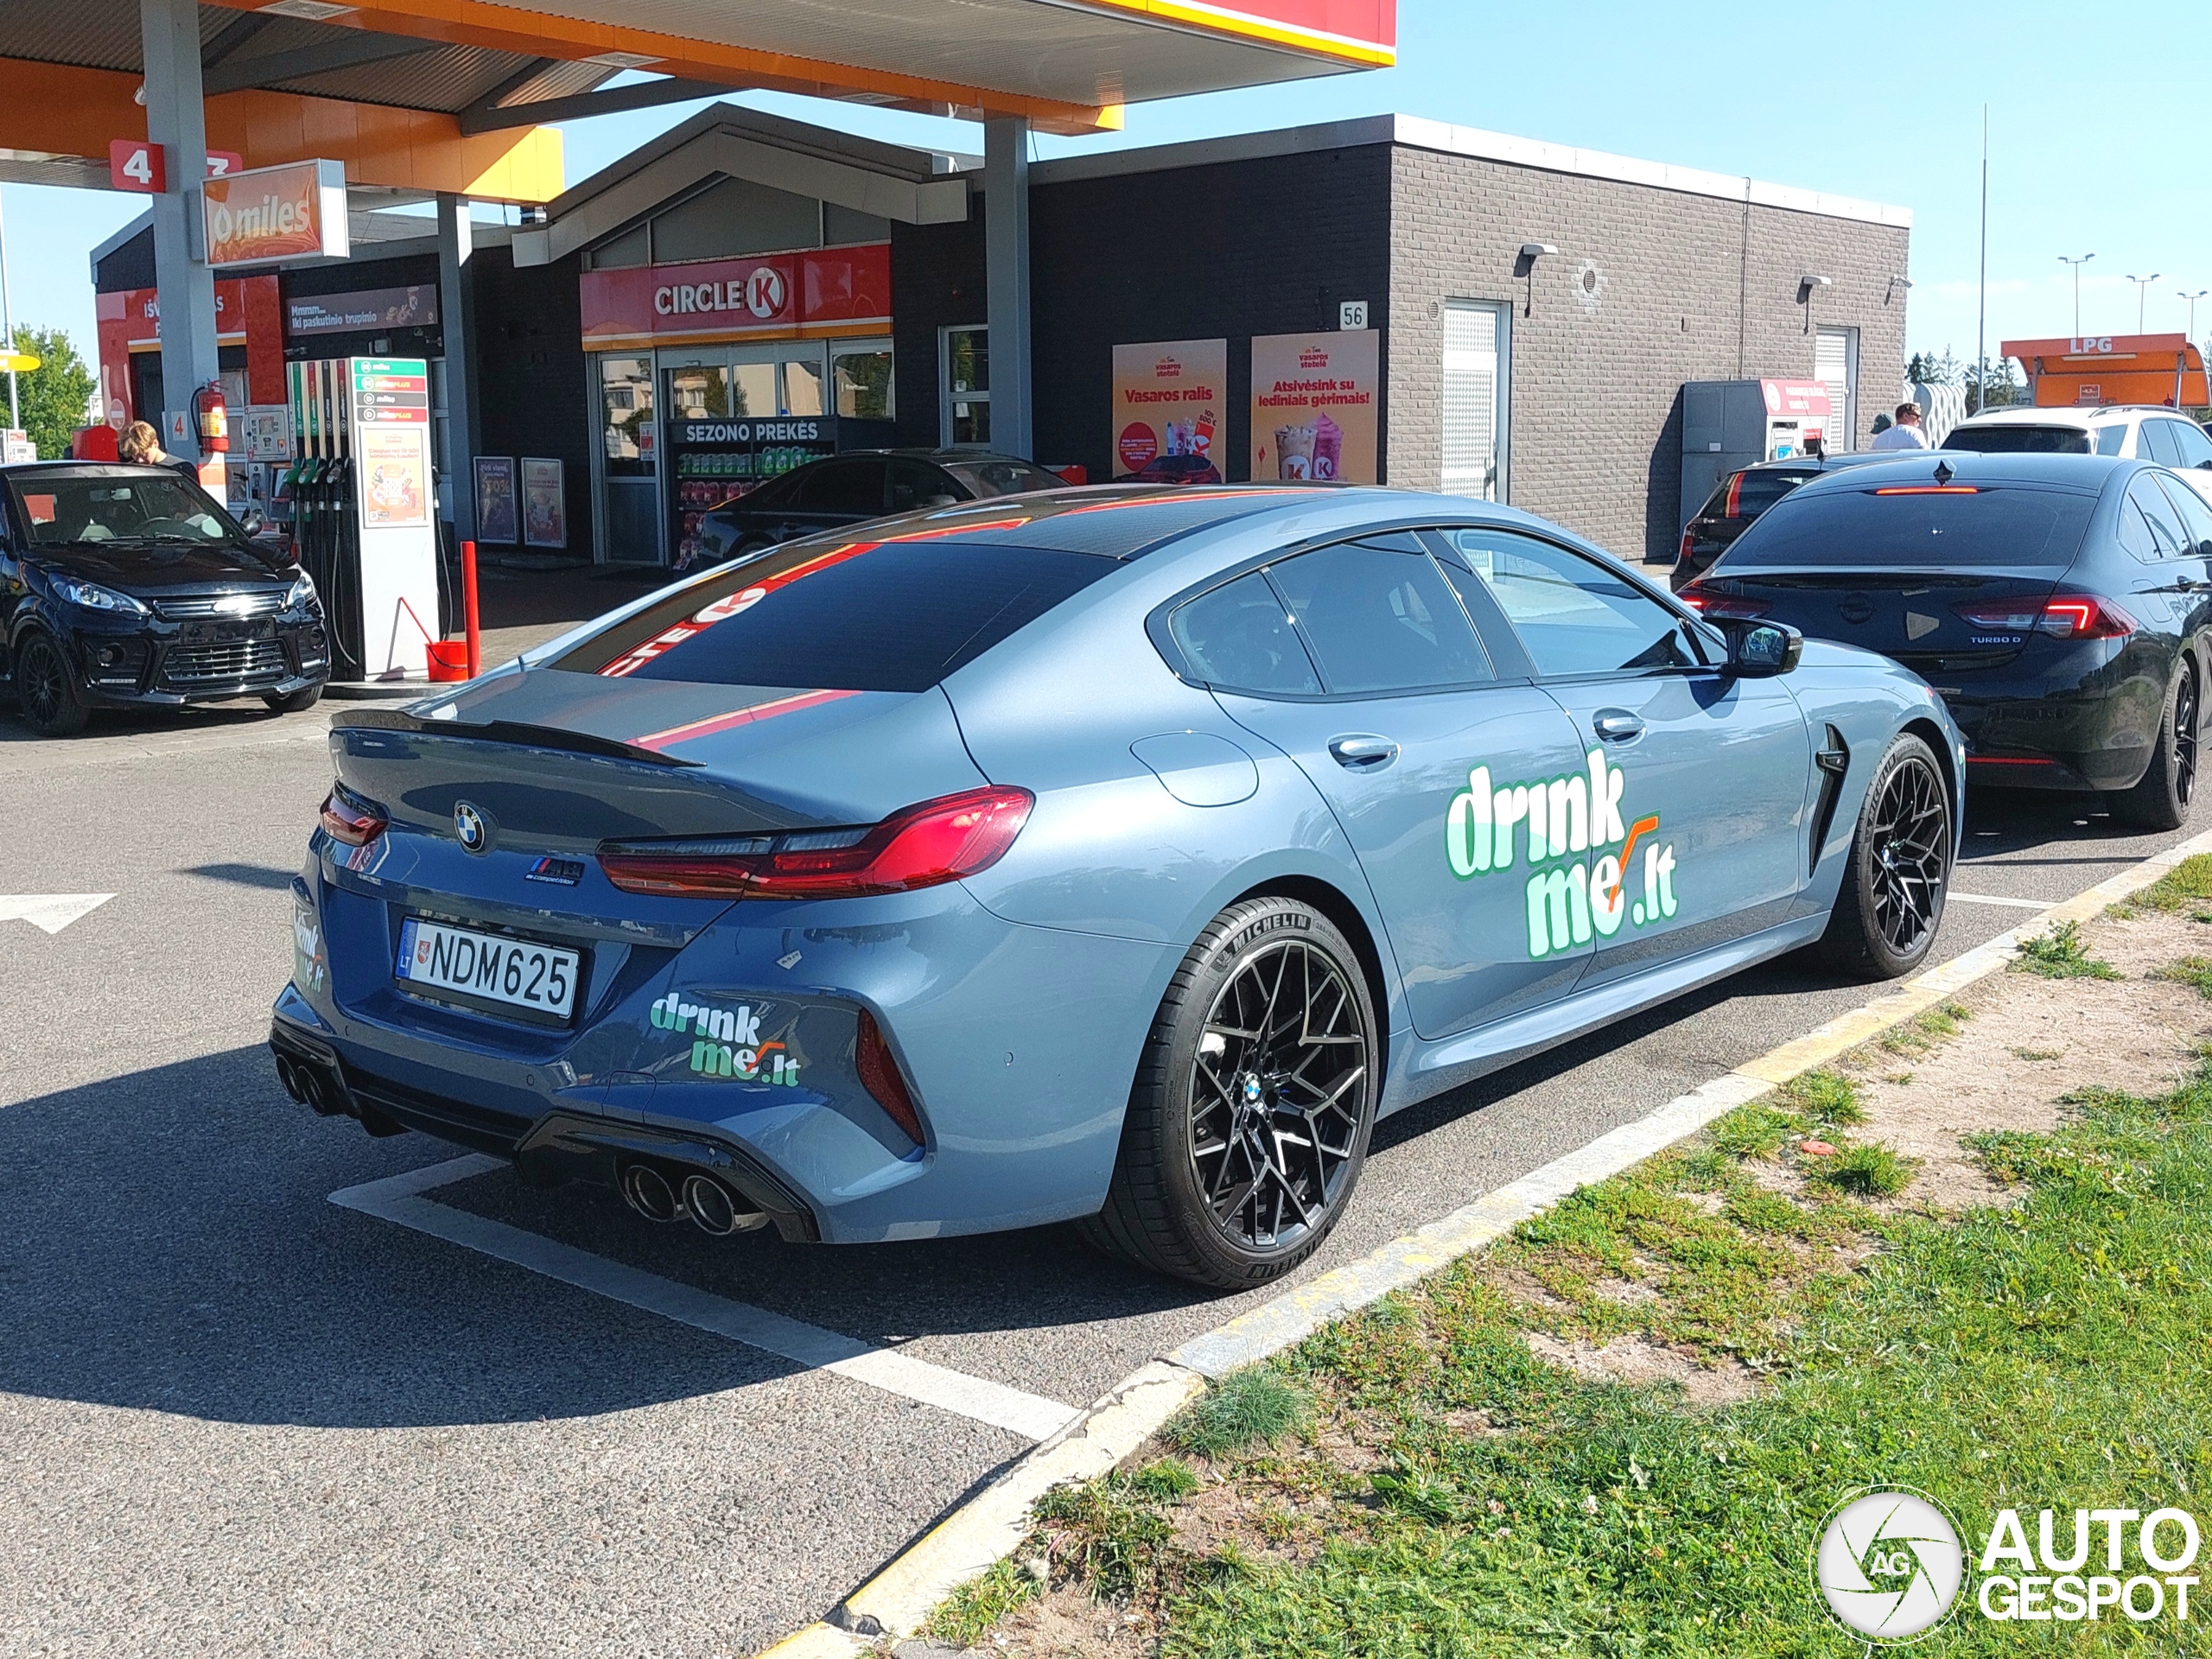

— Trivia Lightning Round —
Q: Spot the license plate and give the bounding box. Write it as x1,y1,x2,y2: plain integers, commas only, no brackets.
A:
396,918,580,1020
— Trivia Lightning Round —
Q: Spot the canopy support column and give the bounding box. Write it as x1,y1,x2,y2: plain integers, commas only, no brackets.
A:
983,116,1033,459
436,194,483,542
139,0,219,462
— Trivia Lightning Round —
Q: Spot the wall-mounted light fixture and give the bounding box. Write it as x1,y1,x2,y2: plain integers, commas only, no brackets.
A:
1516,243,1558,316
1885,274,1914,304
1799,273,1832,333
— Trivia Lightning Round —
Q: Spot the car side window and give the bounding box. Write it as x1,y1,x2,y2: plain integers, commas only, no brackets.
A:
2139,421,2187,468
2095,423,2129,456
1261,540,1493,694
2129,475,2191,560
1442,527,1702,677
887,458,955,514
792,458,887,514
2169,419,2212,470
2156,474,2212,556
1168,572,1322,696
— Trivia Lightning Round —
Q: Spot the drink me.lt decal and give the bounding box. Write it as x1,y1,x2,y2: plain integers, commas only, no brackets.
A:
1445,748,1677,957
649,992,804,1085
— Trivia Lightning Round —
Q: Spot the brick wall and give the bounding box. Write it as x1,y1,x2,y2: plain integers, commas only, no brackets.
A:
1386,146,1910,561
891,149,1394,478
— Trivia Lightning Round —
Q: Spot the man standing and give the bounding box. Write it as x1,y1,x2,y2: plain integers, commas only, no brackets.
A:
1870,403,1930,451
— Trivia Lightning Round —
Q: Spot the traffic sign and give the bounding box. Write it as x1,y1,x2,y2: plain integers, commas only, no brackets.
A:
0,353,41,372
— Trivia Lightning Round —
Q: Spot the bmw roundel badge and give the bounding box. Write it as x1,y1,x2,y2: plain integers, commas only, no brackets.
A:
454,801,489,854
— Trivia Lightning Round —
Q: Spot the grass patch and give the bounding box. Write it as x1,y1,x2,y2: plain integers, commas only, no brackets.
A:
923,1557,1039,1647
2011,1046,2061,1061
1772,1067,1867,1128
982,1061,2212,1655
1870,1000,1972,1061
2014,918,2121,980
2110,850,2212,918
2155,956,2212,999
1805,1141,1916,1198
1162,1369,1313,1459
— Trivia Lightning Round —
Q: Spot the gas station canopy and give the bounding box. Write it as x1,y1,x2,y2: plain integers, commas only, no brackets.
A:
0,0,1395,200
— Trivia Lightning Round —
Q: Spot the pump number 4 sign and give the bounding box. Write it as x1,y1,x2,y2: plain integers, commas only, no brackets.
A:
109,141,245,194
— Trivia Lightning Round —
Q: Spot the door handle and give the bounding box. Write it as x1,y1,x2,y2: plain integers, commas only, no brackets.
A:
1327,734,1399,770
1592,710,1646,743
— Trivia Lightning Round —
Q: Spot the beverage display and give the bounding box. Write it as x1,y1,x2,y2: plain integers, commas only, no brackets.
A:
663,417,839,564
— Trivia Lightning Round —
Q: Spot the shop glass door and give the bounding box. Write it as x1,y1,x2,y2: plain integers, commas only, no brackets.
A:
597,354,659,563
665,346,833,565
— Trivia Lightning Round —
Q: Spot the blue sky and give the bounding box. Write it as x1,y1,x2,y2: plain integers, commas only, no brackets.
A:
7,0,2206,374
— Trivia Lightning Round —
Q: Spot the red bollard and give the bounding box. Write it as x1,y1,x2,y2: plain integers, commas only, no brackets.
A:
461,539,481,678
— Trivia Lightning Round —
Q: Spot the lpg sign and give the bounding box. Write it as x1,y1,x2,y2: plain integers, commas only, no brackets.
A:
200,159,348,269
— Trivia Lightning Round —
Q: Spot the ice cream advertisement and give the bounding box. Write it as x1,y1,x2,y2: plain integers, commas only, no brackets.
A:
357,428,429,528
1250,330,1379,484
1111,339,1227,480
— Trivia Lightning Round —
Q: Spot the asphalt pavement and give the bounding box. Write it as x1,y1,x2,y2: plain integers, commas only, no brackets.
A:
0,695,2193,1657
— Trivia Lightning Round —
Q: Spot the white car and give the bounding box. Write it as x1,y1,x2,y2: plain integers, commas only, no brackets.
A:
1944,405,2212,506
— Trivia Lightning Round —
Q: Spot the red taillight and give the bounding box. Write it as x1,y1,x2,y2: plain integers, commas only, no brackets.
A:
319,788,386,847
1676,530,1696,567
1873,485,1980,495
855,1009,923,1144
599,785,1035,900
1677,582,1769,620
1954,594,2136,640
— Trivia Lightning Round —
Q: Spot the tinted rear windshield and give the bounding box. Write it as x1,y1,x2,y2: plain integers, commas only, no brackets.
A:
1942,425,2094,455
550,537,1112,691
1719,485,2099,570
1695,469,1814,524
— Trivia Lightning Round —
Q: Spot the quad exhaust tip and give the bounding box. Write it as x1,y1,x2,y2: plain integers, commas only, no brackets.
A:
617,1162,769,1236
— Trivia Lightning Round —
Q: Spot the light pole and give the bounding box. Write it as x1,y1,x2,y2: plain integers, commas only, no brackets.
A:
2060,253,2095,335
2181,289,2208,347
2126,273,2163,334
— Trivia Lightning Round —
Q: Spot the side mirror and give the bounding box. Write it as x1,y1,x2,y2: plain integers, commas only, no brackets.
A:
238,505,266,537
1720,619,1803,677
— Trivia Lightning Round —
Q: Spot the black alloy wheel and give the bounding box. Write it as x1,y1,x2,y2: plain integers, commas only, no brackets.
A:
1821,733,1952,980
13,630,88,737
1186,938,1369,1255
1082,896,1378,1288
2116,656,2199,830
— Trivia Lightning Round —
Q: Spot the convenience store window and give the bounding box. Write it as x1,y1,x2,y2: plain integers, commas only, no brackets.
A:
833,343,893,420
940,326,989,447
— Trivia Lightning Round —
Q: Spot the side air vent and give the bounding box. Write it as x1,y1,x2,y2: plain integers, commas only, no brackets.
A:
1808,725,1850,877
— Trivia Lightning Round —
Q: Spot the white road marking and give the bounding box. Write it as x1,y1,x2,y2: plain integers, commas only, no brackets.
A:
331,1156,1080,1444
0,893,115,934
1946,891,2058,911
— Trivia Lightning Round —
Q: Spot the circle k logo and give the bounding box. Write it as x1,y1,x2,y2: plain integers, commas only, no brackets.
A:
1814,1487,1967,1643
746,266,787,319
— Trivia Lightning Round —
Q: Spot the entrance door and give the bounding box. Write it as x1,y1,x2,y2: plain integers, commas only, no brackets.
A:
1434,525,1812,988
596,354,659,563
1191,535,1595,1041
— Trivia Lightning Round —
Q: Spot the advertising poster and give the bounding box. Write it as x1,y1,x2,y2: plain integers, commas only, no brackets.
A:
1110,339,1227,481
474,457,518,543
522,458,567,549
1249,330,1380,483
358,428,429,528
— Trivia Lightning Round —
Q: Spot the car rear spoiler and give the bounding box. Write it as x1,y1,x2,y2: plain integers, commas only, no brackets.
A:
331,707,702,769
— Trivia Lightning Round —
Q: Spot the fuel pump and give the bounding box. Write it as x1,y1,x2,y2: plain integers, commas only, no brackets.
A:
283,358,440,684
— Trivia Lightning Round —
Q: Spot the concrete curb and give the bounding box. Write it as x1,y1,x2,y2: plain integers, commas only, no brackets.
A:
753,827,2212,1656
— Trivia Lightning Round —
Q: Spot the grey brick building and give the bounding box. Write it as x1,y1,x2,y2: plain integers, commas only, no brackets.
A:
959,115,1911,563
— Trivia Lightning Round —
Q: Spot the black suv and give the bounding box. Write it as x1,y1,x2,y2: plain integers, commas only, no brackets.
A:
0,463,327,735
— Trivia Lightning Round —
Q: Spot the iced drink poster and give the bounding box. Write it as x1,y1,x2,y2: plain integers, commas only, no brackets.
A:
1110,340,1227,479
1250,330,1379,484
